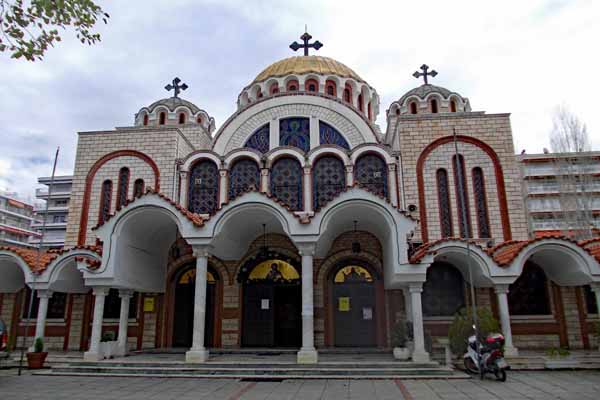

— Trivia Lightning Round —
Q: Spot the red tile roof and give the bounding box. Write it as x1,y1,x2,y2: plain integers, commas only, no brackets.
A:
0,245,102,273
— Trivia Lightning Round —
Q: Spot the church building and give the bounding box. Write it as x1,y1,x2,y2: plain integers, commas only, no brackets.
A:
1,32,599,364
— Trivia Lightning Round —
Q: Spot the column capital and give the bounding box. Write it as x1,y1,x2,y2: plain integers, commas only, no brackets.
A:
179,170,188,176
408,283,423,293
303,166,311,175
36,289,53,299
219,169,228,177
590,283,600,293
387,163,397,172
297,243,317,256
118,289,134,298
345,165,353,173
192,245,212,258
494,284,510,294
261,168,269,176
92,287,110,297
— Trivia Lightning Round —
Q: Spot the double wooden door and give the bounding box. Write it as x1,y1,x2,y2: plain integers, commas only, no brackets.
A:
333,282,376,347
172,280,215,348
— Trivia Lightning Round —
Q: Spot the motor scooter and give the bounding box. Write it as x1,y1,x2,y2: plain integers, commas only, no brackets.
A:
463,332,509,381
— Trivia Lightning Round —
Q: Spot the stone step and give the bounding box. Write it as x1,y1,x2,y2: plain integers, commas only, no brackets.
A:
64,361,442,369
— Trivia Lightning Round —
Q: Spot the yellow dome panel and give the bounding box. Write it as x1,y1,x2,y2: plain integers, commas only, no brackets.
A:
252,56,364,84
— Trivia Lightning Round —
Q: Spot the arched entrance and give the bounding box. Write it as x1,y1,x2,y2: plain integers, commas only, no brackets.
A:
240,258,301,347
331,264,377,347
172,264,219,348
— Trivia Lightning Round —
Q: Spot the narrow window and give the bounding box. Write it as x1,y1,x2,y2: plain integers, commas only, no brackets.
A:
133,179,145,197
437,169,453,238
472,167,491,238
270,82,279,95
143,114,149,126
309,84,316,92
257,89,263,99
116,167,130,210
358,94,364,112
450,100,457,113
99,180,112,224
368,102,372,120
395,107,401,116
178,112,186,124
343,88,351,102
287,80,299,92
196,116,202,124
452,154,472,238
159,112,166,125
305,79,319,92
410,102,418,114
431,99,438,113
326,80,336,96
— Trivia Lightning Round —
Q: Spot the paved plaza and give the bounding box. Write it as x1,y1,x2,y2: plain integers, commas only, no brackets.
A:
1,370,600,400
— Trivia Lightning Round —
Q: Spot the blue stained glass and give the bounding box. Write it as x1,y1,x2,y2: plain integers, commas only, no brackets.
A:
319,121,350,149
228,159,260,200
244,124,270,153
270,157,303,211
313,156,346,210
280,117,310,152
355,154,388,199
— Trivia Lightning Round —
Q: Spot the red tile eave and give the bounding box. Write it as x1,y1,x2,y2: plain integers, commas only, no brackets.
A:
408,237,484,264
0,245,103,274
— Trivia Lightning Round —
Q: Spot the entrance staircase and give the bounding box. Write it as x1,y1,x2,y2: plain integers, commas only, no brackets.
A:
33,348,468,380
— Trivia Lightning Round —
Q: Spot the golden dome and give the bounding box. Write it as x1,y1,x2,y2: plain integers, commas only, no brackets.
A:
252,56,364,84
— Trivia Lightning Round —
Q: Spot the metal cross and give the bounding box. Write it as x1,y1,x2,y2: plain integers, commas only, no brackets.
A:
412,64,438,85
165,77,188,98
289,30,323,56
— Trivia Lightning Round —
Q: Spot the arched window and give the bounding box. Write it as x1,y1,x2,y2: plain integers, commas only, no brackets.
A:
430,99,438,113
319,121,349,149
22,288,68,319
280,117,310,152
98,179,112,224
159,112,166,125
368,102,372,120
453,154,472,238
422,263,465,316
143,114,149,126
196,116,202,124
244,124,270,154
270,82,279,95
116,167,130,210
409,102,418,114
354,154,388,199
178,112,186,124
437,168,453,238
450,100,457,113
188,160,219,214
326,80,337,96
228,158,260,200
313,156,346,210
305,79,319,93
343,84,352,103
133,178,144,197
256,89,263,99
508,262,551,315
286,80,299,92
357,94,364,112
395,107,401,116
472,167,491,238
270,157,303,211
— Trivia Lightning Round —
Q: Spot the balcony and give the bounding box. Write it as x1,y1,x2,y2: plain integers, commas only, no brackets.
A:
30,221,67,229
35,188,71,199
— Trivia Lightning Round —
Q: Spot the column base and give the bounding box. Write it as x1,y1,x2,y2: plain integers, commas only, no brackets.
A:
504,346,519,357
115,344,128,357
185,348,209,363
83,351,102,362
296,348,318,364
411,350,430,363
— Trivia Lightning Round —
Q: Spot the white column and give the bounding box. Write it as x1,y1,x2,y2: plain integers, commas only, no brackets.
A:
186,247,210,363
403,287,412,321
269,118,279,150
388,164,399,207
84,287,109,361
260,168,269,193
32,290,52,349
219,169,228,208
303,167,312,213
495,285,518,356
297,244,318,363
179,171,188,207
409,283,430,362
345,165,354,187
116,289,133,356
309,116,319,150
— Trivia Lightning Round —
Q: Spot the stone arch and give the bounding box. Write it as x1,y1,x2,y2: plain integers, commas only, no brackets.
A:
0,249,34,292
265,147,306,168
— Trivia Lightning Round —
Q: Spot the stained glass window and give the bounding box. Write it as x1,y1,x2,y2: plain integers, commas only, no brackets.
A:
422,263,465,317
354,154,387,198
437,169,453,238
245,124,270,154
452,154,472,238
228,159,260,200
99,180,112,224
319,121,350,149
313,156,346,210
472,167,491,238
508,262,551,315
188,160,219,214
270,157,303,211
280,117,310,152
116,167,130,210
133,178,144,197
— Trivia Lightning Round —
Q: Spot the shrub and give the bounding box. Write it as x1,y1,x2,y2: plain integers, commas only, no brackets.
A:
101,331,116,342
448,307,500,355
391,320,413,347
33,337,44,353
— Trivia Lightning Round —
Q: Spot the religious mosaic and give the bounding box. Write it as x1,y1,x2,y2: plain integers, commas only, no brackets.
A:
188,160,219,214
228,159,260,200
319,121,349,149
248,259,300,282
354,154,387,198
334,266,373,283
244,124,270,154
270,157,303,211
279,117,310,152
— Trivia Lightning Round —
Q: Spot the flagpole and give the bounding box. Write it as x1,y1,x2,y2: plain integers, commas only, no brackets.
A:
18,146,59,375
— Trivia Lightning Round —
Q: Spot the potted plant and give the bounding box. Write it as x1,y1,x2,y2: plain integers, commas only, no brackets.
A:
26,337,48,369
392,320,413,360
100,331,118,359
544,346,577,369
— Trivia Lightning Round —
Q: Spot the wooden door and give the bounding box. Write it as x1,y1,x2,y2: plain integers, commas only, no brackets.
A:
333,282,376,347
242,284,274,347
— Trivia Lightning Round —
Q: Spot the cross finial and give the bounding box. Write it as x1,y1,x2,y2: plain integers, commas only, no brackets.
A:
165,77,188,98
413,64,438,85
289,30,323,56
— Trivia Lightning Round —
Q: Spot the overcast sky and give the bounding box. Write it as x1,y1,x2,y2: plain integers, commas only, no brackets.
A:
1,0,599,202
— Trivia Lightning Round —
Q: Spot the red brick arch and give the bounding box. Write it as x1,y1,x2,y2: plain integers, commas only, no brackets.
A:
77,150,160,245
416,135,511,243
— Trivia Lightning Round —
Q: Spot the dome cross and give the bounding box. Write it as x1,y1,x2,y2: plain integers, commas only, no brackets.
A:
289,30,323,56
413,64,438,85
165,77,188,98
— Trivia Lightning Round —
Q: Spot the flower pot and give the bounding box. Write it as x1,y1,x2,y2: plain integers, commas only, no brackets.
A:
26,352,48,369
100,341,118,359
393,347,411,360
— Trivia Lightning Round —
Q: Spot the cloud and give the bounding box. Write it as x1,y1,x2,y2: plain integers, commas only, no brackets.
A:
0,0,598,201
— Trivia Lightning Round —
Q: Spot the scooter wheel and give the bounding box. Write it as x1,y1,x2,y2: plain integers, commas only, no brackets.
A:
494,369,506,382
463,358,478,374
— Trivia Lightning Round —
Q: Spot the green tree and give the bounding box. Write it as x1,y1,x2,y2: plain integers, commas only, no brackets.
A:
0,0,109,61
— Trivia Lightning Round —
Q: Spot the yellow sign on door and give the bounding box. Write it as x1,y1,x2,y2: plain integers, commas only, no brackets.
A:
143,297,155,312
338,297,350,312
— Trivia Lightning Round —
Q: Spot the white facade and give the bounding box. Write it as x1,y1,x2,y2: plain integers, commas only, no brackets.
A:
29,175,73,249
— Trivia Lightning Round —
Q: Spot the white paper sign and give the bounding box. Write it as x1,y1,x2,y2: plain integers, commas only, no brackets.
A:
362,307,373,320
261,299,270,310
